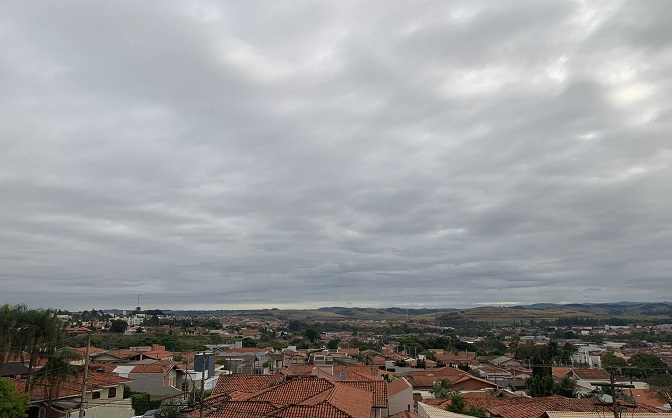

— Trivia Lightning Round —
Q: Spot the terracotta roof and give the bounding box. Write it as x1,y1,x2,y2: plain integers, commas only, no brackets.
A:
247,377,335,406
282,364,380,380
227,347,265,353
630,389,668,409
463,395,664,418
334,365,380,378
404,367,497,390
89,363,119,373
281,365,315,376
271,403,352,418
14,369,131,402
553,367,572,380
130,362,173,374
388,377,412,397
194,400,277,418
74,346,107,355
304,383,372,418
543,413,672,418
143,350,174,360
212,374,285,396
100,349,140,359
340,380,387,408
570,368,610,380
198,377,375,418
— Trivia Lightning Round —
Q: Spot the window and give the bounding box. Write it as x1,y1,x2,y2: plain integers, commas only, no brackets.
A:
92,391,101,399
108,387,117,398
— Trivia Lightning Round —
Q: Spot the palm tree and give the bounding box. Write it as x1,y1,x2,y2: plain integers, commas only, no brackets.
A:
33,347,81,409
20,309,64,392
0,304,28,366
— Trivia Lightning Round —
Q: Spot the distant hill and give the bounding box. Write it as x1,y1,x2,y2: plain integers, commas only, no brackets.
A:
98,302,672,325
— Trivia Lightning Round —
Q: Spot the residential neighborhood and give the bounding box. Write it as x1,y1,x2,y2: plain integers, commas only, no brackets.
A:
2,304,672,418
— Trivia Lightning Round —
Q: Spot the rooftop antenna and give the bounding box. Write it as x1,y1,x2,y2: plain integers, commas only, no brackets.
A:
135,294,141,313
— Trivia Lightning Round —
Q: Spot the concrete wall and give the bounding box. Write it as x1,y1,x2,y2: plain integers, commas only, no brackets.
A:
387,384,413,416
67,399,134,418
126,373,182,398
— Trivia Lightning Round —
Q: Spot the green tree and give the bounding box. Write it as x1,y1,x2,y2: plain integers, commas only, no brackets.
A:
601,353,628,375
628,353,669,379
155,404,184,418
0,304,26,366
131,392,160,415
429,379,455,399
33,347,80,409
458,363,471,372
0,378,29,418
20,308,64,392
647,373,672,407
474,338,507,356
287,320,305,332
560,343,577,365
527,375,555,397
446,393,487,417
554,375,578,398
327,339,341,350
304,329,319,344
109,320,128,333
508,334,520,353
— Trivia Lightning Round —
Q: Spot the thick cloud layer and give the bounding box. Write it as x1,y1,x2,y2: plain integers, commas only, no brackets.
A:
1,1,670,310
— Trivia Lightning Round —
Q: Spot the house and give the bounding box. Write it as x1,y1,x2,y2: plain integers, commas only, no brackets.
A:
212,374,285,397
14,367,133,418
194,376,379,418
128,344,174,361
403,367,499,394
554,367,644,395
541,412,672,418
456,394,663,418
72,346,108,364
432,351,477,367
218,347,269,374
92,349,144,363
281,363,382,381
388,377,414,416
113,361,184,399
240,328,261,339
476,365,531,389
0,362,29,378
490,356,521,368
267,353,285,371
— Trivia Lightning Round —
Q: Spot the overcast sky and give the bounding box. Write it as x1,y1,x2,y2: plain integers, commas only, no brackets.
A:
1,1,670,311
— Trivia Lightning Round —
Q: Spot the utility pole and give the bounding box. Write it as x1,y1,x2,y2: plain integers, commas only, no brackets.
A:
594,369,635,418
79,332,92,418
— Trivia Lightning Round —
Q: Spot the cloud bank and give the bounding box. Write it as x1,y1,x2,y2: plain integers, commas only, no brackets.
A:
1,0,670,310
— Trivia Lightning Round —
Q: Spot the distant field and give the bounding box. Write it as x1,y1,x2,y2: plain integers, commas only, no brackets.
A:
172,302,672,326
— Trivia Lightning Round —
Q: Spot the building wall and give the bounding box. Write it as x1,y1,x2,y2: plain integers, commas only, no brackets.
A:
66,398,134,418
454,380,496,391
126,373,181,398
387,384,413,416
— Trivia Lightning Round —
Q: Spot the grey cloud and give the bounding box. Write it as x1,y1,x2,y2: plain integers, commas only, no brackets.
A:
0,0,670,310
